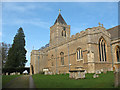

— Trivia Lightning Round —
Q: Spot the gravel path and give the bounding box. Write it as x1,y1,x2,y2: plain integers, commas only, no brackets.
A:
3,75,36,88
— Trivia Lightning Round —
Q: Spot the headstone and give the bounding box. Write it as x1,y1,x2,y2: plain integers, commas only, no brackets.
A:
13,72,15,75
6,73,8,75
44,71,48,75
84,70,87,74
101,69,103,72
18,73,20,75
99,71,101,74
96,75,99,78
93,74,97,78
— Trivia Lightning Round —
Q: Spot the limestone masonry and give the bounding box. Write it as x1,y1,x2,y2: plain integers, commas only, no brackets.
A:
30,12,120,75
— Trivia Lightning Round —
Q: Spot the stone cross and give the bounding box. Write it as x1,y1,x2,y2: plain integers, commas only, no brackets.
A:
59,9,61,14
98,22,103,27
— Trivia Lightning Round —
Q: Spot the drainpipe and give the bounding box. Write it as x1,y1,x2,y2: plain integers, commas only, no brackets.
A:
68,43,70,71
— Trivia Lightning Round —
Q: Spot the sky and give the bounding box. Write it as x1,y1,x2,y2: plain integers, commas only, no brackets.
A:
2,2,118,67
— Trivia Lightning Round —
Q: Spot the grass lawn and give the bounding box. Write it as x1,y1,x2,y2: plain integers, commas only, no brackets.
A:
2,75,21,86
32,71,116,88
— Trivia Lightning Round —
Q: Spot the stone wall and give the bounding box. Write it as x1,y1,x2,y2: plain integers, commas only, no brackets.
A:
30,25,115,74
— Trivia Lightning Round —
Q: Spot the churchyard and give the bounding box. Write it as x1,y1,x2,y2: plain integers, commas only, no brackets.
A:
32,71,117,88
2,75,21,86
2,71,120,88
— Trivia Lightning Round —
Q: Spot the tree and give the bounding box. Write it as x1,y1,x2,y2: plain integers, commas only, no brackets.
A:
5,27,27,69
0,42,11,68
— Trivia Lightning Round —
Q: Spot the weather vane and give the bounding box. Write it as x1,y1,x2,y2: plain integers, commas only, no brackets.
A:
59,9,61,14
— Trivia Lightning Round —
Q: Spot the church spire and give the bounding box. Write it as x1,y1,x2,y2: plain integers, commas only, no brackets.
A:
54,9,67,25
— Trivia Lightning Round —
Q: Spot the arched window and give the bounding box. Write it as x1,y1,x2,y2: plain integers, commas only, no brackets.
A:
116,46,120,62
62,27,66,37
51,54,53,59
60,52,64,65
99,37,107,62
76,48,83,60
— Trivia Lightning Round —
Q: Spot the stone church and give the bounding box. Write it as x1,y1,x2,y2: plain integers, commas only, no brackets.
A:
30,12,120,75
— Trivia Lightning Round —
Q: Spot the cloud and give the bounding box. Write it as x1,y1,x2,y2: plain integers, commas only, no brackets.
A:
3,18,51,29
2,2,53,13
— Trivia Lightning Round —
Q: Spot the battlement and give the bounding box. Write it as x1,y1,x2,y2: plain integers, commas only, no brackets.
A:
35,25,111,54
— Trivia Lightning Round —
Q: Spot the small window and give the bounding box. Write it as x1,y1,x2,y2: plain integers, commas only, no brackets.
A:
62,30,66,37
76,48,83,60
60,52,64,65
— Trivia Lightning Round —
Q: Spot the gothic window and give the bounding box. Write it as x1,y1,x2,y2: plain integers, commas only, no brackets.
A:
62,27,66,37
76,48,83,60
60,52,64,65
116,46,120,62
99,38,107,62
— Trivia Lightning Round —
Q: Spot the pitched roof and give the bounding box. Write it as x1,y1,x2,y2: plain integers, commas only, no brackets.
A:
106,25,120,40
54,13,67,25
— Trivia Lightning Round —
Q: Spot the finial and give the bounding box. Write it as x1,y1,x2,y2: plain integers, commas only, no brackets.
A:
98,22,103,27
98,22,101,26
59,9,61,14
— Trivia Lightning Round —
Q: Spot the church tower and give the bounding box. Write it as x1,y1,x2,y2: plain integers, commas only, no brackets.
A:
50,10,70,46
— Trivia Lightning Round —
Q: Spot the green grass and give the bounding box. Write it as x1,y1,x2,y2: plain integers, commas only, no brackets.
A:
2,75,21,86
32,71,115,88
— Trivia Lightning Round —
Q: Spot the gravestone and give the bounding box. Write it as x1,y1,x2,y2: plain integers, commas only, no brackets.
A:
93,74,97,78
69,69,85,79
96,75,99,78
101,69,103,72
6,73,8,75
84,70,87,74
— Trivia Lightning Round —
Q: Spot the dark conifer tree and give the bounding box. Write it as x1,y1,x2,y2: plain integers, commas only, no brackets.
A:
5,27,27,68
